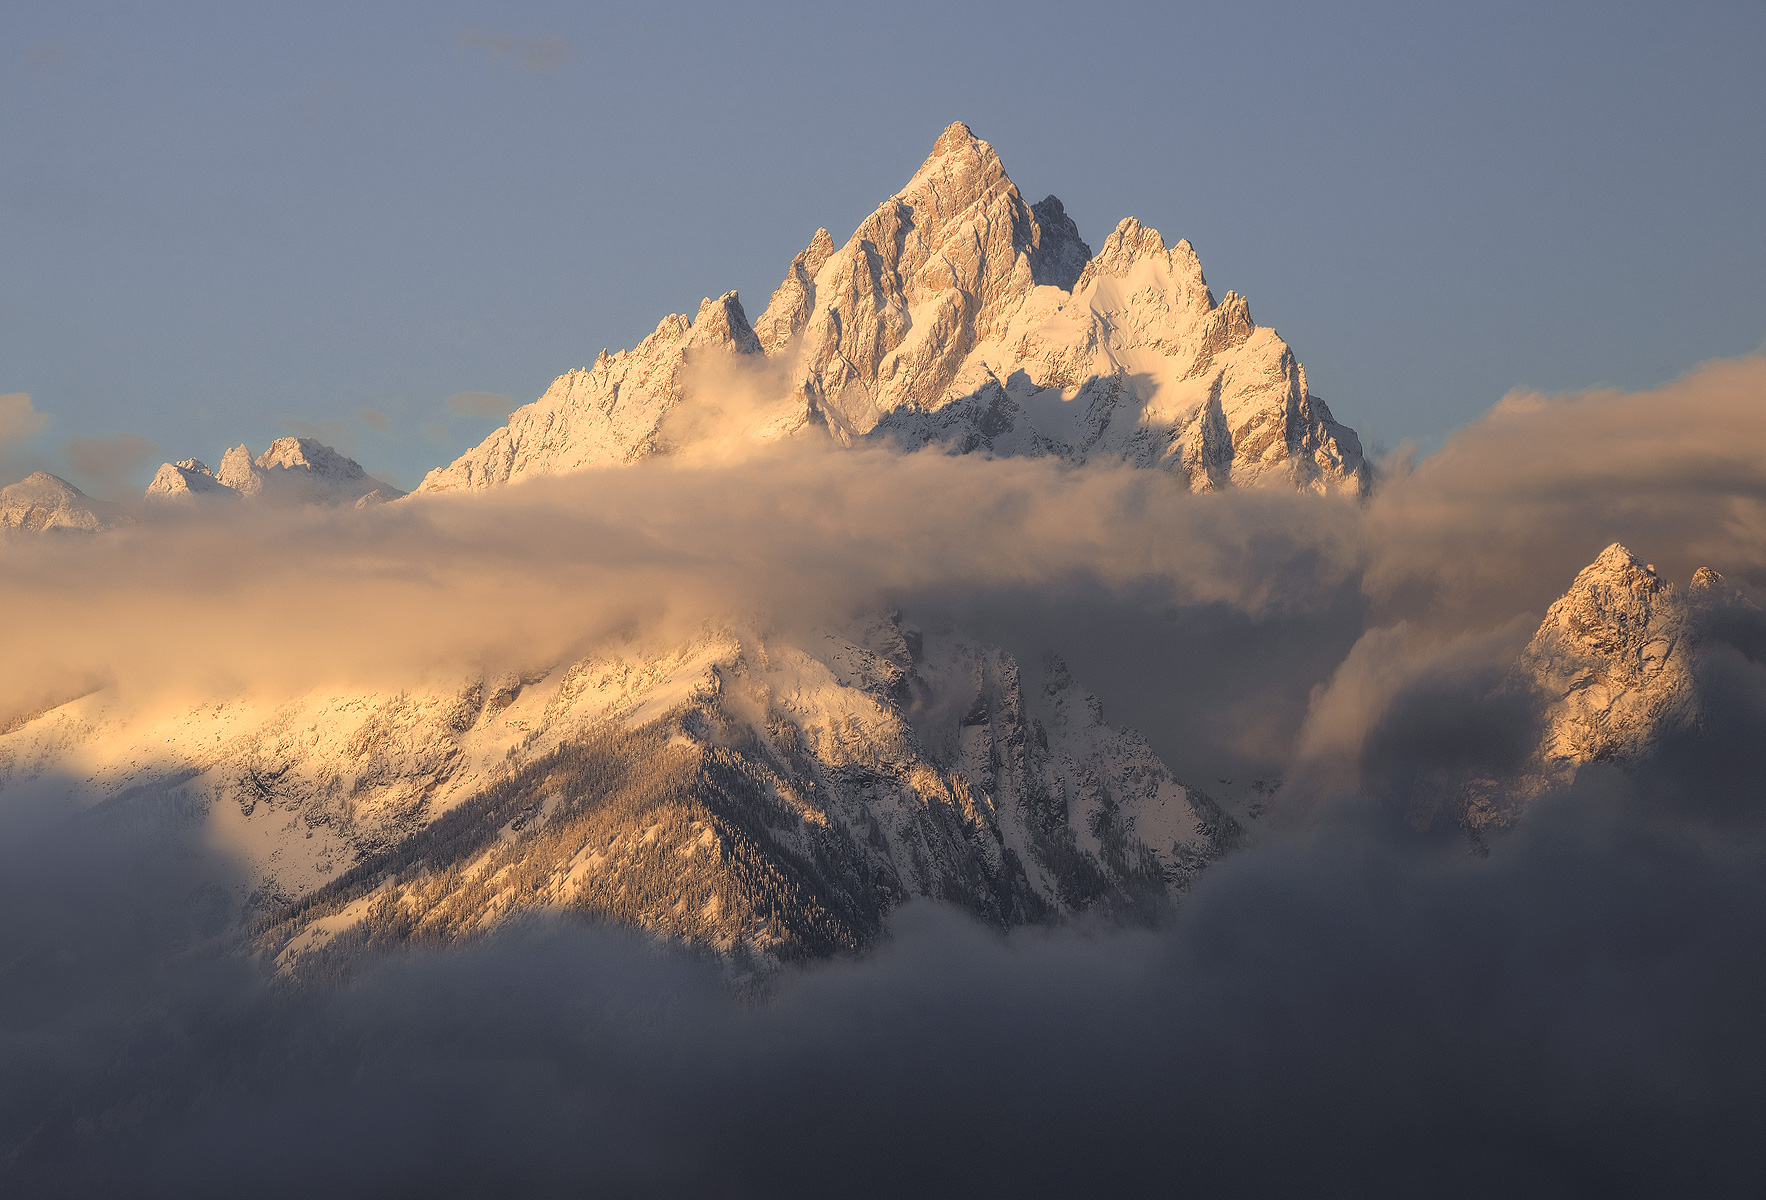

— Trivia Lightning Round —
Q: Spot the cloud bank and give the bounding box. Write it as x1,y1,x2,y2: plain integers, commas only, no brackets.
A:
3,354,1766,1192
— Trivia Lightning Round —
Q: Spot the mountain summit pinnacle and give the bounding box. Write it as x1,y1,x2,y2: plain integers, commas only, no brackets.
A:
420,122,1367,496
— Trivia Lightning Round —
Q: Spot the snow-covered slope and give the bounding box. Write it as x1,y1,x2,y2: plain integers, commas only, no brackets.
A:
144,437,401,506
0,615,1235,974
422,122,1366,495
0,472,120,533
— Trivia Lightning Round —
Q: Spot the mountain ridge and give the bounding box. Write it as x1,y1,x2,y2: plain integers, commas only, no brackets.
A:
421,121,1368,496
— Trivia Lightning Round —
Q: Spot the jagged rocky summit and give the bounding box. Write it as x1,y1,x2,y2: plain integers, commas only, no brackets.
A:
1405,543,1760,836
145,436,403,507
420,121,1367,496
1,614,1239,976
1519,544,1751,776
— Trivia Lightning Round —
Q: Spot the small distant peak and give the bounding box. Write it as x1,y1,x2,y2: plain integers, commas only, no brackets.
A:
1690,566,1724,592
8,471,85,498
30,471,77,491
146,459,238,501
257,436,367,480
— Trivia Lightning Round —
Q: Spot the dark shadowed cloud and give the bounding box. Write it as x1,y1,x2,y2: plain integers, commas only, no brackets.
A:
5,751,1765,1196
6,354,1766,1193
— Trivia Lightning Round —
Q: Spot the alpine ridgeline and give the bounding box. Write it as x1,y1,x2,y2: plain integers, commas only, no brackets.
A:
145,436,404,508
2,615,1240,979
420,122,1367,496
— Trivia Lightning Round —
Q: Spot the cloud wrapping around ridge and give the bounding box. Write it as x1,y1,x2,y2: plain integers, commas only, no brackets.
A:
4,355,1766,1193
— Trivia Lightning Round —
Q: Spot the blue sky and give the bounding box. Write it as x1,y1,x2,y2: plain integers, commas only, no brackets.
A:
4,0,1763,494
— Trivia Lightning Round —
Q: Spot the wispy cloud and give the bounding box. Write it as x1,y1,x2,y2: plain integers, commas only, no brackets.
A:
458,31,573,74
0,394,47,446
25,45,71,75
63,432,157,497
447,391,511,417
359,408,389,434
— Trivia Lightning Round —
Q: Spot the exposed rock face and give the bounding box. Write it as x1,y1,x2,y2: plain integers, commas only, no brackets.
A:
420,121,1368,496
866,213,1364,492
753,228,835,355
1414,544,1761,836
1519,545,1702,773
1029,195,1092,292
1,615,1236,975
0,472,118,532
148,437,401,506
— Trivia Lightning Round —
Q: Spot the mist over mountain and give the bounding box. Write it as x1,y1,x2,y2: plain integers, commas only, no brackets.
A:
4,122,1766,1195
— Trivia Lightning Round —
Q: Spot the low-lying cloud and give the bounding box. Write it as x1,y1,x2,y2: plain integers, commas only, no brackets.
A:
4,353,1766,1192
5,765,1765,1196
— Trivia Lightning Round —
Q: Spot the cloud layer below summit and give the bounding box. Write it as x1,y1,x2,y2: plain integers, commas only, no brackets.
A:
5,355,1766,746
5,356,1766,1194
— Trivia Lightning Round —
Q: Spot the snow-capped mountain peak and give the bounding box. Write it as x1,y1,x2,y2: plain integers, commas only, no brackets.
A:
420,121,1368,495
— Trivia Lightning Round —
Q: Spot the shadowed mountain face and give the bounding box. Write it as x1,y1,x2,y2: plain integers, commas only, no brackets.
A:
421,122,1367,496
2,615,1237,978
